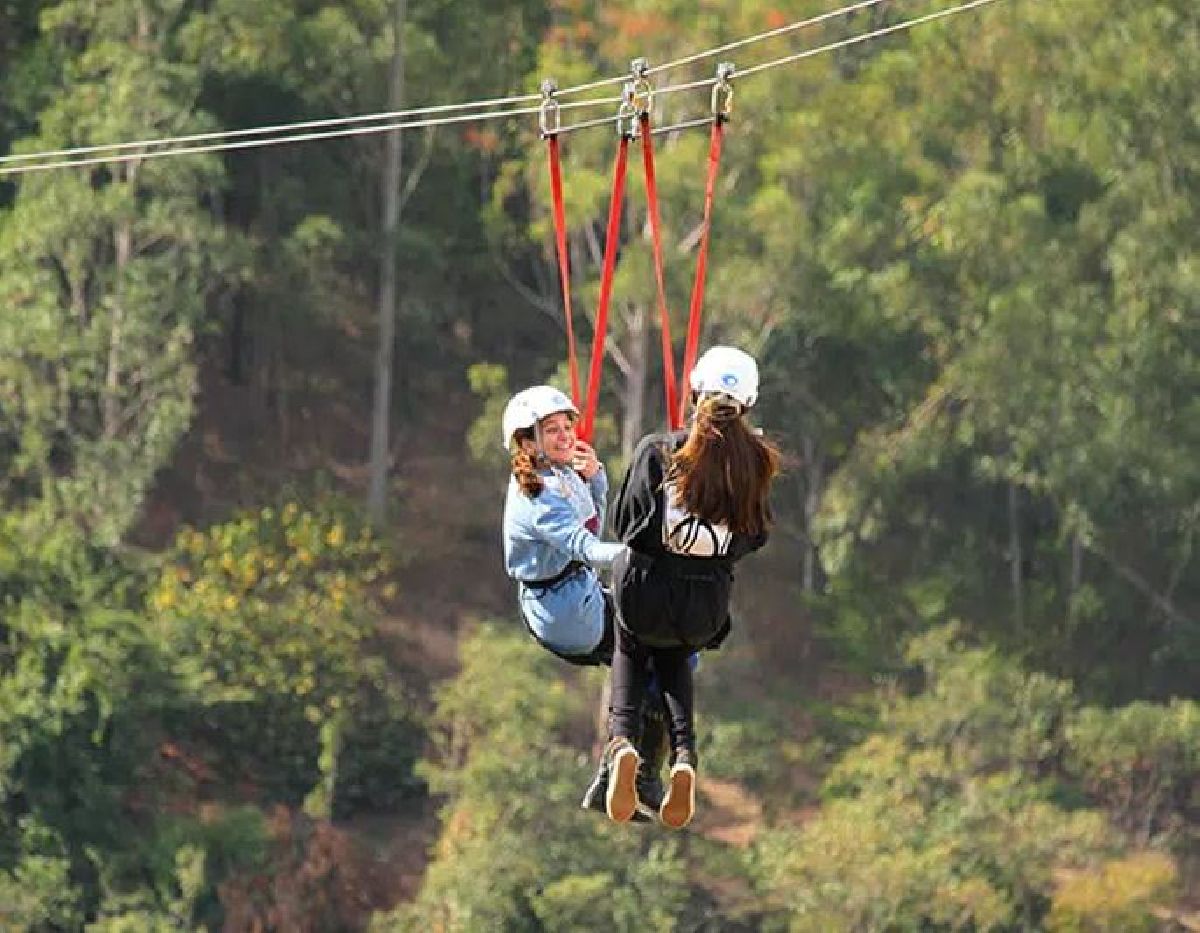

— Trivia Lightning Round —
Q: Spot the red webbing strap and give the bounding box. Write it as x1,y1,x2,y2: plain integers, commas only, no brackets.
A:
579,134,630,443
677,117,726,427
639,113,681,431
546,134,581,406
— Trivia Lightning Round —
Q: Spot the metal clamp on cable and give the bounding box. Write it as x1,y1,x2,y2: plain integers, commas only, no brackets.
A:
629,57,653,119
539,78,561,138
711,61,735,123
616,82,639,138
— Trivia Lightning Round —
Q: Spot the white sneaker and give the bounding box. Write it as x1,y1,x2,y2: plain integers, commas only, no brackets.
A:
604,738,641,823
659,762,696,829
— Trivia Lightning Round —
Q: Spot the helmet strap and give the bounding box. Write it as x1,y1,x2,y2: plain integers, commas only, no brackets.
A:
532,420,551,469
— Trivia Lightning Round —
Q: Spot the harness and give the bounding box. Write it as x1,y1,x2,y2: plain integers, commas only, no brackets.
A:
627,549,733,580
621,549,733,650
518,564,615,667
523,559,588,591
541,61,733,441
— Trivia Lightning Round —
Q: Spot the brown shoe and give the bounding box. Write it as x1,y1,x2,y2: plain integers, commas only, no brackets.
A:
604,737,641,823
659,750,696,829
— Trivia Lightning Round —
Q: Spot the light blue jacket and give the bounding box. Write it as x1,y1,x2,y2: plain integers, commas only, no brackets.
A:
503,465,624,655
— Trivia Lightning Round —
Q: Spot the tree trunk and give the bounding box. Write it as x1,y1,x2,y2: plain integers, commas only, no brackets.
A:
367,0,408,525
255,158,280,435
1008,481,1024,632
1066,529,1083,628
104,221,133,440
801,433,824,594
620,301,648,463
68,263,87,324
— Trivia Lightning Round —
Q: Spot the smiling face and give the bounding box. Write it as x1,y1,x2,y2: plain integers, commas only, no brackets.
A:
525,411,576,467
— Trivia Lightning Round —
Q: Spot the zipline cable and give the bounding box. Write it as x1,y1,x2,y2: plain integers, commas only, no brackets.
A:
593,0,1003,101
643,0,893,78
0,92,621,169
0,105,541,175
0,93,543,167
542,0,1004,139
0,0,1005,175
0,0,894,169
737,0,1001,79
528,0,897,97
0,94,628,175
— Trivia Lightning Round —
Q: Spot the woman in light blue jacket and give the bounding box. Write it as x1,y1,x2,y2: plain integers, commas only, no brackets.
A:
501,384,623,664
501,384,667,819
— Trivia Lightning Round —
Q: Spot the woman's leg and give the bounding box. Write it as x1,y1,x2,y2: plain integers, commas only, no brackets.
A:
648,645,698,829
649,645,696,760
608,623,650,742
582,593,663,816
578,597,654,819
603,624,651,822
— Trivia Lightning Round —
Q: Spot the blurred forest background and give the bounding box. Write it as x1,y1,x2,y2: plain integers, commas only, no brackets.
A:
0,0,1197,929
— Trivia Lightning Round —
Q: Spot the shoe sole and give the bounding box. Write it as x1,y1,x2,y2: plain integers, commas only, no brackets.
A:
660,763,695,829
606,746,640,823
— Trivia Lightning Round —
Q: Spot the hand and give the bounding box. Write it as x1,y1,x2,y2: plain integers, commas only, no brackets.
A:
572,440,601,480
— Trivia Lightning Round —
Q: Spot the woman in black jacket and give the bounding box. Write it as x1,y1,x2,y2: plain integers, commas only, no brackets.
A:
601,346,781,828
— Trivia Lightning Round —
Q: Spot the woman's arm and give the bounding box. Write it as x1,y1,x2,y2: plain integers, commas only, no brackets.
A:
588,466,609,531
571,439,610,529
611,433,669,545
531,493,624,569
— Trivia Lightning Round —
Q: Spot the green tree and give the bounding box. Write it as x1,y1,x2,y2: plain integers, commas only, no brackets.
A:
792,0,1200,697
1067,700,1200,848
147,500,417,818
0,0,237,547
751,626,1186,931
379,623,689,932
177,0,548,482
0,516,197,926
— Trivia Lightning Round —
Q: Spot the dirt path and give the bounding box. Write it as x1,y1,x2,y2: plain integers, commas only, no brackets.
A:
695,777,764,847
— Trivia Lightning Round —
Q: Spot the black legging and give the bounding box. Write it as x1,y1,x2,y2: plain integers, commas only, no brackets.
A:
608,623,695,758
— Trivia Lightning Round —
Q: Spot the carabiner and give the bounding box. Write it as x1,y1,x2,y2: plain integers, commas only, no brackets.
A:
629,58,653,118
711,62,735,123
616,82,638,138
539,78,561,137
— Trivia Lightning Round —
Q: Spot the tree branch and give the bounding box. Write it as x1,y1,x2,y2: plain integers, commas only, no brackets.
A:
1090,540,1197,629
604,304,633,378
582,220,604,269
1164,501,1199,602
489,245,558,321
398,126,436,214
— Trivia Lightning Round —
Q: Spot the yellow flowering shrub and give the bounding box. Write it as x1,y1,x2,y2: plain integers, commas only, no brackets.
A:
145,501,416,812
149,501,389,717
1047,851,1178,932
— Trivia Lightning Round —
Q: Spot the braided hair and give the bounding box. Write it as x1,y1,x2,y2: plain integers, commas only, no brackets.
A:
510,427,545,496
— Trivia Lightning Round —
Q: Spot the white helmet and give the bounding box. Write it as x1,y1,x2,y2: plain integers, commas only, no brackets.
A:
688,346,759,408
501,385,578,449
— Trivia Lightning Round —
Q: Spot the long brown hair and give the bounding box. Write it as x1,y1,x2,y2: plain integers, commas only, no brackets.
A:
511,427,544,496
668,394,781,536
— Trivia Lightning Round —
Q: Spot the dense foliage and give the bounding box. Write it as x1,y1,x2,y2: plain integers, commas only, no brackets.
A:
751,628,1193,930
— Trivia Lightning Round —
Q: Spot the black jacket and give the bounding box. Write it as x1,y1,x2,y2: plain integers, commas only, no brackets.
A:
610,431,768,649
